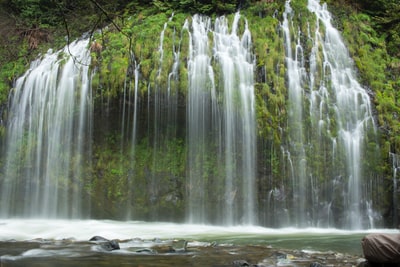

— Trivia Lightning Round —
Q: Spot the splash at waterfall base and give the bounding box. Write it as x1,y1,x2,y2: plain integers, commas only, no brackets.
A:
0,220,388,267
0,1,399,265
0,0,395,229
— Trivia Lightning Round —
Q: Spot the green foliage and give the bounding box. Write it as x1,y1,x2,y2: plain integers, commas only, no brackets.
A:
246,12,286,143
242,6,288,189
151,0,237,15
247,0,283,17
88,132,186,219
6,0,59,27
347,0,400,57
91,11,192,104
1,0,400,223
0,45,30,106
340,11,400,156
331,1,400,216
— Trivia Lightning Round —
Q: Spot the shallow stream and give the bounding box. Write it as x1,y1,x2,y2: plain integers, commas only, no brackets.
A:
0,220,397,266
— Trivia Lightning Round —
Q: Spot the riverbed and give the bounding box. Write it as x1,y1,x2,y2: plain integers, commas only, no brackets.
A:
0,220,398,266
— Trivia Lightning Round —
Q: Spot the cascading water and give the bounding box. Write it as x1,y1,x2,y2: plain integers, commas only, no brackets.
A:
0,4,385,229
0,39,92,218
121,51,140,220
282,0,378,228
186,13,256,225
389,152,399,227
186,15,214,223
308,0,378,229
215,13,257,225
126,14,184,220
282,0,308,227
148,16,174,219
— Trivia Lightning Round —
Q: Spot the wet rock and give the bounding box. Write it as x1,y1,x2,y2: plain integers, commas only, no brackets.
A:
274,252,297,266
233,259,250,266
172,240,189,253
89,236,109,242
356,261,388,267
0,241,41,256
135,248,156,254
89,236,120,251
0,238,366,266
100,239,120,251
148,239,189,254
232,259,265,267
151,244,176,253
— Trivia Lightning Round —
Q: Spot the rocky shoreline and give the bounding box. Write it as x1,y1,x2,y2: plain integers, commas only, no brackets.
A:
0,237,367,267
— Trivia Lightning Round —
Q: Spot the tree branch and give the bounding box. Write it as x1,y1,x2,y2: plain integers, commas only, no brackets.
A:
89,0,123,33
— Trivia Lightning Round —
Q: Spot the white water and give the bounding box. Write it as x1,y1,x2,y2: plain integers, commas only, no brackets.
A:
186,14,214,224
0,6,383,230
0,40,92,218
214,13,256,225
281,0,378,229
390,152,399,227
0,219,398,265
140,14,182,220
0,219,396,242
282,0,308,227
122,52,139,220
186,13,256,225
307,0,376,229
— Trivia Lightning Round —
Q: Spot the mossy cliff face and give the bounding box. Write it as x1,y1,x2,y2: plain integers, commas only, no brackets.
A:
82,2,390,226
1,1,399,227
88,10,285,221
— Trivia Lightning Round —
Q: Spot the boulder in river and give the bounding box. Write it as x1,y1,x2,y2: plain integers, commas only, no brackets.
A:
89,236,120,251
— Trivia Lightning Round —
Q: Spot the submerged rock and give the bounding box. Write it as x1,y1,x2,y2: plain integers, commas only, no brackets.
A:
89,236,120,251
232,259,250,266
0,238,364,266
100,239,120,251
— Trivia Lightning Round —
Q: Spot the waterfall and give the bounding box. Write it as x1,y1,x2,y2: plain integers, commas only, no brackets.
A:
186,13,256,225
142,13,182,220
186,15,214,223
308,0,377,229
122,51,139,220
282,0,308,227
0,39,92,218
0,5,385,228
282,0,377,228
390,153,399,227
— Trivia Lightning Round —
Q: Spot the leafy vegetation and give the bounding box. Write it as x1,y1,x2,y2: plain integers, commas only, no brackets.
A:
0,0,399,224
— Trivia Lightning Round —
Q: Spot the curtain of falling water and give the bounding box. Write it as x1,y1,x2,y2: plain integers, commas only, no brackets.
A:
1,39,92,218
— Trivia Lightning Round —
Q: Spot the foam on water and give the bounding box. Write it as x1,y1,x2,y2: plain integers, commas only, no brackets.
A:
0,220,397,242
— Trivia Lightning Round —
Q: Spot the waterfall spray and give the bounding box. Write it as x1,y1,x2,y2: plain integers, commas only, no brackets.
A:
281,0,378,228
1,39,92,218
186,13,256,225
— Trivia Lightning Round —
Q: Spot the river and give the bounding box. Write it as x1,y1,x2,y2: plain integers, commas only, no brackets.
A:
0,220,398,266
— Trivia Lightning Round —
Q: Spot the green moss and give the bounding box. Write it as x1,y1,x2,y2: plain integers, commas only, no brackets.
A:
340,10,400,155
0,44,31,106
1,0,399,221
